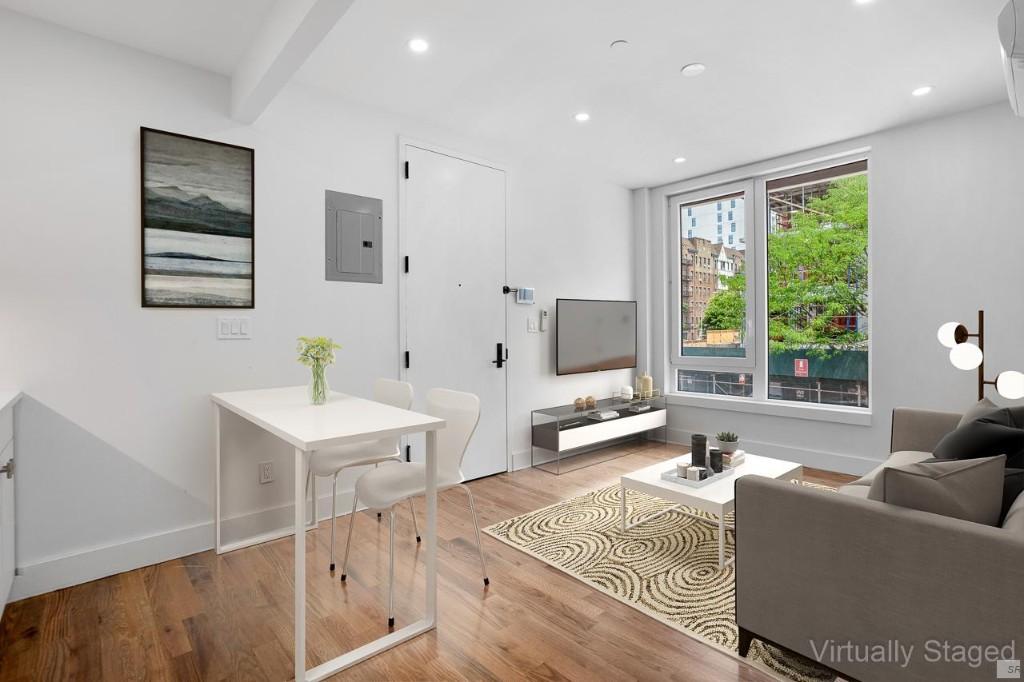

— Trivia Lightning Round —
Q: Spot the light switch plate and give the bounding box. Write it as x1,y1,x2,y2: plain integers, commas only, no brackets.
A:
217,316,252,340
527,316,539,333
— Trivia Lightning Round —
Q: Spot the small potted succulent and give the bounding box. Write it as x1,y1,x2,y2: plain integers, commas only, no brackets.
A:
715,431,739,454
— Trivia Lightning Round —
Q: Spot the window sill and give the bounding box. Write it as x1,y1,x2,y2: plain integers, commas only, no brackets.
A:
665,392,872,426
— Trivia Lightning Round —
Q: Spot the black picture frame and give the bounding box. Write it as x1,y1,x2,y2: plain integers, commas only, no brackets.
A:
140,127,255,308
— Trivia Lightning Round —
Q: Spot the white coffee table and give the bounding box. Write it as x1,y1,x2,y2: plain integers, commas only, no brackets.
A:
620,452,802,569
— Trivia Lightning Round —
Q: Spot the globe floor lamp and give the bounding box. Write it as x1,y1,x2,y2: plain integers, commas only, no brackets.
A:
937,309,1024,400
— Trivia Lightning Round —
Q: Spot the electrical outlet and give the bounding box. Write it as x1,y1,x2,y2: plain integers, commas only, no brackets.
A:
259,461,274,484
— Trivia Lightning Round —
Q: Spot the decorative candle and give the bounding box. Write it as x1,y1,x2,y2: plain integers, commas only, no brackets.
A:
640,373,653,398
691,434,708,467
708,448,723,473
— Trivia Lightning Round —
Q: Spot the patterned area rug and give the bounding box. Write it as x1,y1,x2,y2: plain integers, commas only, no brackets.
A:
484,481,836,682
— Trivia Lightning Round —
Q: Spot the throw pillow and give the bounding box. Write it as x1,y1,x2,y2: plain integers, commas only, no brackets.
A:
932,412,1024,468
957,397,996,428
1003,468,1024,523
867,455,1005,526
1003,488,1024,535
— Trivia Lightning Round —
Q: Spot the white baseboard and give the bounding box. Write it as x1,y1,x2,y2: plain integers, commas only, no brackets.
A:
10,486,360,603
511,449,532,471
666,427,879,476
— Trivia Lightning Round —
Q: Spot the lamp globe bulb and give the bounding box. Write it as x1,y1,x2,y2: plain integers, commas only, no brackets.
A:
949,343,983,371
996,371,1024,400
937,321,962,349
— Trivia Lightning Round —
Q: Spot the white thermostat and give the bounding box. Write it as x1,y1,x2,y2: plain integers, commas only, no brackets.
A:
516,287,535,305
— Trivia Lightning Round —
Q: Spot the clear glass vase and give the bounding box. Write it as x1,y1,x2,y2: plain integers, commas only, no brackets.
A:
308,363,328,405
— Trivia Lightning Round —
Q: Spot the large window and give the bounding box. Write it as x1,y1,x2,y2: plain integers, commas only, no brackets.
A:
671,159,869,409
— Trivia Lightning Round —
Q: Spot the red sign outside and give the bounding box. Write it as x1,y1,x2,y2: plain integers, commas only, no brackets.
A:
794,358,809,378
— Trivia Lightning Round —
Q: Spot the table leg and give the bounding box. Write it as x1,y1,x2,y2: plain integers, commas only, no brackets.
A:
718,515,725,569
620,482,626,532
424,430,437,625
295,447,309,682
214,403,221,553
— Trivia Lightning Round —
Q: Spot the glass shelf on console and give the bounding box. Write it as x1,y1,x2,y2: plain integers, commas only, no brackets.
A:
532,392,664,425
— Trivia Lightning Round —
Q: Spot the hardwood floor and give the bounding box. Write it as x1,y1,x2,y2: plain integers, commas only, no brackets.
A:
0,444,854,681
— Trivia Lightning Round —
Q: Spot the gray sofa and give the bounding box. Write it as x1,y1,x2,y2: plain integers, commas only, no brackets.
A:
735,408,1024,682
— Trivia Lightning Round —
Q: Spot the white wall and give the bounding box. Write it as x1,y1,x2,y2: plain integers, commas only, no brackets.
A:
0,9,632,598
642,103,1024,475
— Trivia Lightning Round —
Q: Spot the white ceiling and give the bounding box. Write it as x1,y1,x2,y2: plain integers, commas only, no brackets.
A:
3,0,1010,188
0,0,275,74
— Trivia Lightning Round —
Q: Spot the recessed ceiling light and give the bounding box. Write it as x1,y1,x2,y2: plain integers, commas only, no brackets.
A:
680,63,706,77
610,39,630,50
854,0,875,5
408,38,430,54
912,85,934,97
574,112,591,122
674,157,687,164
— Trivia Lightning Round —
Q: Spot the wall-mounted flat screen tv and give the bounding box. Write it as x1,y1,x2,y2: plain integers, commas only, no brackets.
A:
556,299,637,375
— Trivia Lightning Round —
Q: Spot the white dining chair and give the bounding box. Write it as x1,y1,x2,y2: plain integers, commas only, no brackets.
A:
305,378,419,572
340,387,489,628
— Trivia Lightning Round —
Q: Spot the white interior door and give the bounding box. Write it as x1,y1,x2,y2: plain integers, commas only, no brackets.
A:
402,144,507,480
0,440,14,617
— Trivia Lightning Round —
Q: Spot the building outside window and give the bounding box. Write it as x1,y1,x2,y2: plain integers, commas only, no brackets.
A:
677,190,747,360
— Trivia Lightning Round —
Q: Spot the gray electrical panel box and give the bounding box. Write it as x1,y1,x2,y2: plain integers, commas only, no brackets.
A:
325,190,383,283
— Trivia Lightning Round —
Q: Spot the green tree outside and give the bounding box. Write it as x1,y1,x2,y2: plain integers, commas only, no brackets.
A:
702,174,868,356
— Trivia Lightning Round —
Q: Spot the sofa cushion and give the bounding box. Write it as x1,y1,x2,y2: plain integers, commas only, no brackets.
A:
932,414,1024,468
867,455,1006,526
847,450,933,487
837,484,871,499
1003,490,1024,535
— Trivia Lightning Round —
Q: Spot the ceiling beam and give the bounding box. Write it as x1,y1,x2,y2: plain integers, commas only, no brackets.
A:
231,0,355,124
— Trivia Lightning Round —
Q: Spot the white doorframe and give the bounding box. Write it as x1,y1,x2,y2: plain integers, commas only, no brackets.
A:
396,136,512,474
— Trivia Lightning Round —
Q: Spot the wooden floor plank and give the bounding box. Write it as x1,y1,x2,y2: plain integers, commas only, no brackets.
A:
0,444,855,681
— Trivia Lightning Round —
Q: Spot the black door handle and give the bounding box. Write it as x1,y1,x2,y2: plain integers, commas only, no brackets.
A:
491,342,506,368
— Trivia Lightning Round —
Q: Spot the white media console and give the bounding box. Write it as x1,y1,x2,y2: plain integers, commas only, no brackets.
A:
531,395,667,474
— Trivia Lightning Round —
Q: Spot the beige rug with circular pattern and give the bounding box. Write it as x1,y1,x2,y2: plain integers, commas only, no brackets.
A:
484,481,836,682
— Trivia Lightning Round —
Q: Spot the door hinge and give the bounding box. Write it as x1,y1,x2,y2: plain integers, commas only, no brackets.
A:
403,255,409,273
404,350,410,369
405,445,411,462
404,161,410,179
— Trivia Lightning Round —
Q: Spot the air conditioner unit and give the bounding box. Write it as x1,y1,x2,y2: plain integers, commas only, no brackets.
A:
999,0,1024,115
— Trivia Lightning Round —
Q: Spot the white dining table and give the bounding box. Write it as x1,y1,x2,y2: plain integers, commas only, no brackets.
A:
211,386,446,682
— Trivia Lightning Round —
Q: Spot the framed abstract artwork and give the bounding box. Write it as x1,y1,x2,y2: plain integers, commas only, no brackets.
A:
141,127,254,307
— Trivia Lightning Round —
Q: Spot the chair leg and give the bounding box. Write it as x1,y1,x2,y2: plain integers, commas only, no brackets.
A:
340,493,358,582
329,474,338,571
375,463,382,521
459,484,490,586
387,509,395,629
407,498,421,543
